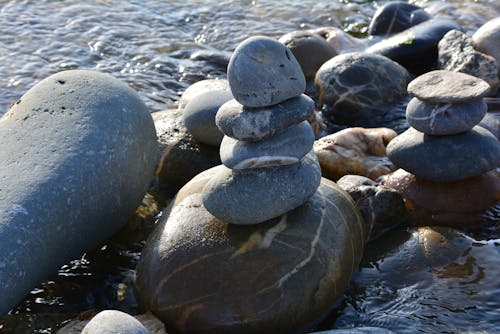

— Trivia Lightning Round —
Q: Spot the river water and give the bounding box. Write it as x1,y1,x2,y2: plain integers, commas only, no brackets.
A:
0,0,499,333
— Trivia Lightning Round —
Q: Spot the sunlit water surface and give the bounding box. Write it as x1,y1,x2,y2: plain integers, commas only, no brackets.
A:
0,0,499,333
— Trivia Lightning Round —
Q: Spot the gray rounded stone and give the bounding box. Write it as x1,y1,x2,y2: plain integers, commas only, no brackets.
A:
406,97,488,135
136,168,364,333
82,310,149,334
220,120,315,169
227,36,306,107
0,70,157,316
472,17,500,76
216,94,315,141
479,112,500,139
386,126,500,182
202,151,321,225
178,79,229,109
183,89,233,146
407,70,491,103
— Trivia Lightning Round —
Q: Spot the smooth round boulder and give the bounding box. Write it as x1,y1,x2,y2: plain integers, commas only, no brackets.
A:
368,1,431,36
220,120,315,169
178,79,229,109
315,52,412,115
383,169,500,220
227,36,306,107
366,18,462,74
82,310,149,334
0,70,157,316
135,167,365,334
472,17,500,76
386,126,500,182
216,94,315,141
202,151,321,225
406,97,488,135
279,30,337,79
407,70,491,103
183,89,233,146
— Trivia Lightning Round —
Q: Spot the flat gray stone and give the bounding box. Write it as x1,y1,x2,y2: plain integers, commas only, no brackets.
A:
216,94,314,141
387,126,500,182
406,97,487,135
220,120,315,169
227,36,306,107
183,89,233,146
407,70,491,103
202,151,321,225
82,310,149,334
178,79,229,109
0,70,157,316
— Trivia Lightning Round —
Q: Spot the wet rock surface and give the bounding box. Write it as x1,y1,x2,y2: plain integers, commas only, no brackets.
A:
368,1,431,36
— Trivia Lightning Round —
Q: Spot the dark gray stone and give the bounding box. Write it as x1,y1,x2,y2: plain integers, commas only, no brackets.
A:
178,79,229,110
227,36,306,107
279,30,337,79
406,97,488,135
315,52,412,115
220,120,315,169
479,112,500,139
0,70,157,316
136,168,364,333
438,29,499,94
366,18,462,74
183,89,233,146
407,70,491,103
82,310,149,334
216,94,315,141
386,126,500,182
202,151,321,225
368,1,431,36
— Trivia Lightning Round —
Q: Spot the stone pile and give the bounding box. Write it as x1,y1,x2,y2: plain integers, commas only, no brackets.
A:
385,70,500,220
203,36,321,225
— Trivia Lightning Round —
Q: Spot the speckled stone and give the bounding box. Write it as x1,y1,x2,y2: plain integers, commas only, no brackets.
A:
0,70,157,316
407,70,490,103
386,126,500,182
472,17,500,76
227,36,306,107
216,94,314,141
220,120,315,169
406,97,488,135
82,310,149,334
178,79,230,109
183,89,233,146
315,52,412,113
279,30,337,78
202,151,321,225
368,1,431,36
136,166,364,334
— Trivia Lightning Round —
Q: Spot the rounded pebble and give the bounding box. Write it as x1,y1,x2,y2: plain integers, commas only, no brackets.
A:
369,1,431,36
81,310,149,334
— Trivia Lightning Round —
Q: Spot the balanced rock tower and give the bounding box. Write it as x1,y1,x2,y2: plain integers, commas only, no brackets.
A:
136,36,365,333
385,70,500,222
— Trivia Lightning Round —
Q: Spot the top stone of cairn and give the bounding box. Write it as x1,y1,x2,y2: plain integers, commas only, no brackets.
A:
227,36,306,107
407,70,491,103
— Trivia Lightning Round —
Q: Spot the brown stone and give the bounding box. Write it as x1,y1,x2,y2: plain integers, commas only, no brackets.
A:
135,168,365,334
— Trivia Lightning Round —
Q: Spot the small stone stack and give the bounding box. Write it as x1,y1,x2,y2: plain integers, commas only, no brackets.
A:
385,70,500,219
201,35,321,225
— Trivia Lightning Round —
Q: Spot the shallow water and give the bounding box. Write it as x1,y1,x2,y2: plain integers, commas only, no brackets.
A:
0,0,499,333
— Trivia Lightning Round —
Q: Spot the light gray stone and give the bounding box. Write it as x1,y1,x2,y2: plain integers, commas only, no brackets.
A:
82,310,149,334
406,97,487,135
0,70,157,316
407,70,491,103
178,79,229,109
220,120,315,169
183,89,233,146
472,17,500,76
227,36,306,107
216,94,315,141
202,151,321,225
387,126,500,182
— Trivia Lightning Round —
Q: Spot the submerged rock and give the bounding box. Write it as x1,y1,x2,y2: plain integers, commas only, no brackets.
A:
0,70,157,316
135,168,364,334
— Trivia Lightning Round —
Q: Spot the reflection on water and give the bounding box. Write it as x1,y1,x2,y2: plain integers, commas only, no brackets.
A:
0,0,499,333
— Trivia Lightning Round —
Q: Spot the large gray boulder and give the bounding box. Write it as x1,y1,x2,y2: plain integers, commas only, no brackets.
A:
0,70,157,316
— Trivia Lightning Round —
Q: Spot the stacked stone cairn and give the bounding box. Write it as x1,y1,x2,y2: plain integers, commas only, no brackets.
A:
386,70,500,219
202,36,321,224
